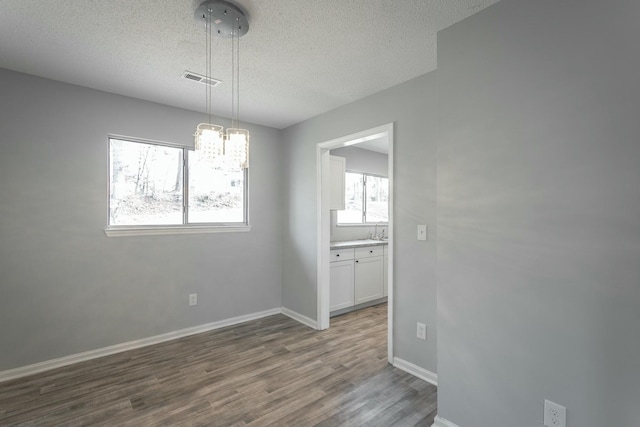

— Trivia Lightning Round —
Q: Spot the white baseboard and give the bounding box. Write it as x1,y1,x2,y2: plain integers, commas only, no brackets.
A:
281,307,319,330
432,415,460,427
393,357,438,386
0,307,281,383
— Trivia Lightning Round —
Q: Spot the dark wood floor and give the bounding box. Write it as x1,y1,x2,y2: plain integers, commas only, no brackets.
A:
0,303,437,426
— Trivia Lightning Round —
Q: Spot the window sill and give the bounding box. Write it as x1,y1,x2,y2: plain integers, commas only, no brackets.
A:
104,224,252,237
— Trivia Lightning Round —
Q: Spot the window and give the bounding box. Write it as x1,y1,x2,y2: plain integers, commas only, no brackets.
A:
337,171,388,224
187,149,245,224
108,137,247,230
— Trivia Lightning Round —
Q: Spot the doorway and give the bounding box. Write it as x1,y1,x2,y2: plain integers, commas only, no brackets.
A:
316,123,394,363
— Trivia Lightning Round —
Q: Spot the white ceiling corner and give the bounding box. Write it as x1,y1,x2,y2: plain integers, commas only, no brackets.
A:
0,0,500,129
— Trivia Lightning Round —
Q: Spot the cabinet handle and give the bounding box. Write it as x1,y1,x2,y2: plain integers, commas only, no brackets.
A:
336,254,339,257
370,250,373,253
356,260,359,263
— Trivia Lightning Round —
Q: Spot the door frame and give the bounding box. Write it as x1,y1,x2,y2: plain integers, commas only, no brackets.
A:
316,123,394,363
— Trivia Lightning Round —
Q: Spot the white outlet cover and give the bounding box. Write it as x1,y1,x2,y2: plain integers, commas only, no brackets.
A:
417,225,427,240
416,322,427,340
189,293,197,306
544,399,566,427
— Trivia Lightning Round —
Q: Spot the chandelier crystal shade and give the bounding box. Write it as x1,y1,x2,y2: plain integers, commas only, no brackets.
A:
193,0,250,170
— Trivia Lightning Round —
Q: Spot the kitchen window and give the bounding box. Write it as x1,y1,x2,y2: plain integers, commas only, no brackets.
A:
106,136,248,236
337,171,388,224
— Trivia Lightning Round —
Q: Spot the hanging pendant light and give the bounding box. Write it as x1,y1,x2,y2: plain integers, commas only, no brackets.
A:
193,0,249,170
224,14,249,169
194,2,223,154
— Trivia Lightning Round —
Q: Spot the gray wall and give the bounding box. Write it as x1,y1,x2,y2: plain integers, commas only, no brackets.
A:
330,145,388,177
0,69,283,371
437,0,640,426
282,73,438,373
329,146,389,242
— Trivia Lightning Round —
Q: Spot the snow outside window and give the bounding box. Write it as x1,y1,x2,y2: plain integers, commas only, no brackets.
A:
337,171,388,224
108,137,247,227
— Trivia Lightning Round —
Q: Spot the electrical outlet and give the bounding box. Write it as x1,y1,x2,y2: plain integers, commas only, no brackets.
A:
417,225,427,240
544,399,566,427
416,322,427,340
189,293,197,306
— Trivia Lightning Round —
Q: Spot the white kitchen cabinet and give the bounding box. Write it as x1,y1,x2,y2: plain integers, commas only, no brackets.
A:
330,243,387,314
354,250,384,305
329,155,346,210
383,245,388,297
330,249,354,312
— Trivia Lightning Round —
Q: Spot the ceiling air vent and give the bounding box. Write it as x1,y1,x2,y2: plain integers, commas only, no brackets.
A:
181,71,222,87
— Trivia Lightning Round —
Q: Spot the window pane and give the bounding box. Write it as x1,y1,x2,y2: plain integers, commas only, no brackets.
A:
365,176,389,223
337,172,363,224
188,150,245,223
109,139,183,225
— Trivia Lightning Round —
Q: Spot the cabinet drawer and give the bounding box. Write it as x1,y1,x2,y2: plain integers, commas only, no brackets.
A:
330,248,354,262
354,245,384,259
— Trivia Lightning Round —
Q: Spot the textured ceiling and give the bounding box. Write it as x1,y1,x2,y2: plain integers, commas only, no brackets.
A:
0,0,499,129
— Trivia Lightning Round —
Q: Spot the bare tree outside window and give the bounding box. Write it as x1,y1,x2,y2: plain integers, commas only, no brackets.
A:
365,175,389,223
337,172,388,224
109,139,183,225
188,149,244,223
108,137,247,227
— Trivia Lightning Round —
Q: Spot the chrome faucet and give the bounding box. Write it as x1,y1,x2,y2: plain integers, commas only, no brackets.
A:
374,222,384,240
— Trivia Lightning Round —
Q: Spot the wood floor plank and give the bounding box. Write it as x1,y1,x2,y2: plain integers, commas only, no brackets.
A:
0,303,437,426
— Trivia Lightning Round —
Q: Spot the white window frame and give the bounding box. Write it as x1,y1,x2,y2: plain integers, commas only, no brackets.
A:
337,170,389,226
105,135,250,237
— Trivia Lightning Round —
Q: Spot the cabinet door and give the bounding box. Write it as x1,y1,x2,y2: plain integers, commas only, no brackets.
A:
330,260,354,311
329,155,346,210
354,256,384,305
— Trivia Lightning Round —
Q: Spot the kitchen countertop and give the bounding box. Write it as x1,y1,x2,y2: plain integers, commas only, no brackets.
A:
330,239,388,250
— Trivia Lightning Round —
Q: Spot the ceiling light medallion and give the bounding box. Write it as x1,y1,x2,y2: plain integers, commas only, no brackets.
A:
193,0,250,170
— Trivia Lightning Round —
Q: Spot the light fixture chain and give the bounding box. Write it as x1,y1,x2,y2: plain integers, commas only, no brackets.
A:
231,19,236,129
204,10,208,124
236,17,240,129
208,6,212,125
